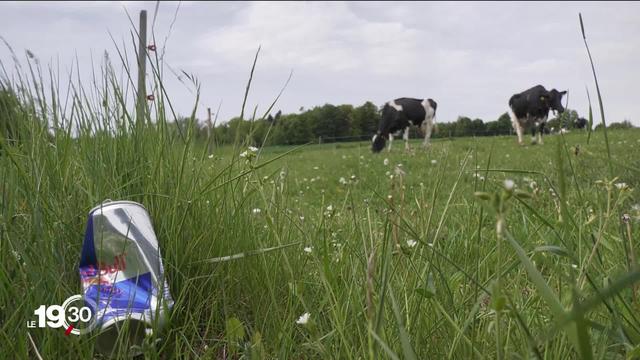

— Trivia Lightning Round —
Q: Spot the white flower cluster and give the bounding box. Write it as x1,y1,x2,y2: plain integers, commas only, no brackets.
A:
338,174,358,186
296,312,310,325
324,205,335,217
239,146,259,159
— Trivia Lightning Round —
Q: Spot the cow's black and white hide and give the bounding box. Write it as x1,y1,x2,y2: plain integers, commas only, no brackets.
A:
508,85,566,145
574,117,587,129
371,98,437,153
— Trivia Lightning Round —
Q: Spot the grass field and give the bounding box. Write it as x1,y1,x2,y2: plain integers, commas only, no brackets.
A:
2,20,640,358
2,98,640,359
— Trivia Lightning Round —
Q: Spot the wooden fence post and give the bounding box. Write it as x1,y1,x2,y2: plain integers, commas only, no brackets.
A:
136,10,147,127
207,107,212,154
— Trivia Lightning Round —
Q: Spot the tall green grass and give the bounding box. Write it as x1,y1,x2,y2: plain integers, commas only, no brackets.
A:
1,12,640,360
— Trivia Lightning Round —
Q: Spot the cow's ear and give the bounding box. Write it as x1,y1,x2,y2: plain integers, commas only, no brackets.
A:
561,90,567,95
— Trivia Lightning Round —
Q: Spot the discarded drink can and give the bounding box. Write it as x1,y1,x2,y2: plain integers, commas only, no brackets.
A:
79,200,174,357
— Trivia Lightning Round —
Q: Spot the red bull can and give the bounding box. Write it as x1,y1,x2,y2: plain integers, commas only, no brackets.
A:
79,200,173,357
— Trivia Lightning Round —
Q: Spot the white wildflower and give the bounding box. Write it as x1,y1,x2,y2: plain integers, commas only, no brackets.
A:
248,146,259,152
252,208,262,215
326,205,333,212
303,246,313,253
208,154,214,159
296,312,310,325
431,159,437,165
240,151,248,158
339,177,348,185
504,179,515,191
313,166,319,170
383,158,390,166
406,239,417,248
615,182,628,190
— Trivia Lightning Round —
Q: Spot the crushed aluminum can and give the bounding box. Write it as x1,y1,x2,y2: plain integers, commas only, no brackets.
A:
79,200,174,357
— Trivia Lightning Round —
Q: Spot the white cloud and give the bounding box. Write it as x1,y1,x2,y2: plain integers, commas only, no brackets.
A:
0,1,638,125
196,2,424,74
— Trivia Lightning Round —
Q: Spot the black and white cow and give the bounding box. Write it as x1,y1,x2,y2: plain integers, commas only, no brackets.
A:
508,85,566,145
371,98,437,153
574,117,587,129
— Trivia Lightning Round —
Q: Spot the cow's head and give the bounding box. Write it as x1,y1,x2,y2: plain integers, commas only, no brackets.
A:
545,89,567,115
371,133,387,153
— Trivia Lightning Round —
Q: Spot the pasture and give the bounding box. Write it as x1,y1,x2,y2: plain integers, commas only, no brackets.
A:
2,102,640,358
1,8,639,358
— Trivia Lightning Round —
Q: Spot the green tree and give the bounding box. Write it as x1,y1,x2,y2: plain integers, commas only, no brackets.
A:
550,109,579,129
470,118,486,136
454,116,473,137
608,120,634,129
351,101,380,139
485,112,512,136
309,104,352,141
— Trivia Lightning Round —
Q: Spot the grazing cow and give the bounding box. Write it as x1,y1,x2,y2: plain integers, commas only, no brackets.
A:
371,98,437,153
574,117,587,129
508,85,566,145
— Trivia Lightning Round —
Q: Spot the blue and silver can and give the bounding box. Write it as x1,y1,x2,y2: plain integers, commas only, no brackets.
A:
79,200,173,356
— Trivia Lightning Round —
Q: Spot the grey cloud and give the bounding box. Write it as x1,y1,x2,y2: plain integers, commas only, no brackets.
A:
1,1,638,126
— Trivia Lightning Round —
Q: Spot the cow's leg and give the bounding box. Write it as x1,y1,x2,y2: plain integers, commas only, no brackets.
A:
422,119,433,148
538,117,547,144
509,109,524,145
388,133,393,152
514,120,525,145
403,127,410,151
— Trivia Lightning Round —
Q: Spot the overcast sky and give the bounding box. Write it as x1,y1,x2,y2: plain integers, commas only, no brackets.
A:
1,1,639,126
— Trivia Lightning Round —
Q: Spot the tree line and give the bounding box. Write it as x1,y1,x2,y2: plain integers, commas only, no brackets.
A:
173,102,633,147
0,88,634,147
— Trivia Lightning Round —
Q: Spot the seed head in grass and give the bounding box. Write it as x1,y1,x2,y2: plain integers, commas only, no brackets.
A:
503,179,515,191
296,312,310,325
614,182,628,191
